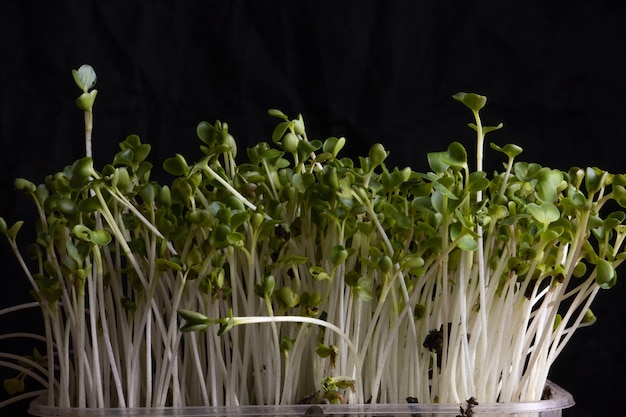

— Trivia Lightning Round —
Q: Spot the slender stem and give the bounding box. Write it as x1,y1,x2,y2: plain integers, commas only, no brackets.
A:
84,110,93,158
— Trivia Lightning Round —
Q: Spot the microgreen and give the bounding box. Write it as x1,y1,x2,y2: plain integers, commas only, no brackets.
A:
1,68,625,410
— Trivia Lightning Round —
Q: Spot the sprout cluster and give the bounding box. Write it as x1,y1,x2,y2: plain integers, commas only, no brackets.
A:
1,69,625,409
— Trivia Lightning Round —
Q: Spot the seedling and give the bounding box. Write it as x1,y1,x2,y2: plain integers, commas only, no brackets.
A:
1,66,624,410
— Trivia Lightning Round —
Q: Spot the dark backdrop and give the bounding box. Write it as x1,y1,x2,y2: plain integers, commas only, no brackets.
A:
1,1,625,416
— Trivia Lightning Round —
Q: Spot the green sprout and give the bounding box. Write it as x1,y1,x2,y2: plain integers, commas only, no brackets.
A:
1,67,625,411
72,64,98,158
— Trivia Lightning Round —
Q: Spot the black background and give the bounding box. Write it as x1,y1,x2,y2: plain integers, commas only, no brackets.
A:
1,1,625,416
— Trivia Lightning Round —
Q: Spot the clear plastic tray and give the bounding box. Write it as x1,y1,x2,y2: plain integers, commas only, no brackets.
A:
28,381,574,417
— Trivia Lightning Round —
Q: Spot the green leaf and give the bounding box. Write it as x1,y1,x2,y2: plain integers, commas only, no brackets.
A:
73,224,93,242
431,190,444,214
316,343,337,358
276,254,309,269
297,138,321,155
490,142,523,159
402,254,425,271
611,174,626,207
77,196,102,213
69,157,96,189
383,203,412,230
72,64,97,92
90,230,112,245
66,240,83,265
133,143,152,163
443,141,467,167
378,255,393,273
75,90,98,112
210,224,233,248
277,286,300,308
566,190,587,208
457,234,477,251
57,198,78,215
527,202,560,226
309,266,330,281
368,143,388,169
281,132,299,153
539,226,563,244
322,136,346,157
482,123,504,135
572,261,588,278
536,168,563,203
467,171,489,193
268,108,289,121
120,133,142,149
163,154,189,176
329,245,348,266
314,152,335,164
260,148,285,162
111,167,131,190
260,275,275,298
613,184,626,208
3,377,25,395
450,222,478,251
113,149,134,167
156,258,183,272
178,309,210,324
596,259,616,289
280,336,295,353
355,281,373,302
5,220,24,239
272,121,292,143
196,121,215,146
585,167,606,197
432,180,458,200
138,184,156,205
453,92,487,112
181,322,211,332
14,178,37,193
226,231,244,246
582,308,597,324
427,151,449,173
230,211,250,230
293,114,306,135
186,209,211,226
514,162,542,182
